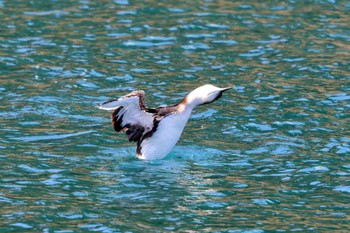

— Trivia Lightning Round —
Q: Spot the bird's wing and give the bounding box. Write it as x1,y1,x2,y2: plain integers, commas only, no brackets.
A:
98,90,155,142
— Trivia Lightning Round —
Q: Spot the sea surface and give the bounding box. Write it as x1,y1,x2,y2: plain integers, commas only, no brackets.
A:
1,0,350,232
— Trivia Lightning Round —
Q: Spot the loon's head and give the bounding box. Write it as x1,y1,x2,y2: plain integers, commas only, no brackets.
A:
183,84,234,108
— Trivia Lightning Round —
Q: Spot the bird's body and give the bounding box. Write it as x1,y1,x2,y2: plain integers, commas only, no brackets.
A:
99,84,233,160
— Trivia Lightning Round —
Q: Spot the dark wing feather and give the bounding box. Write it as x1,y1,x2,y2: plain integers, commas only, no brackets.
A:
112,107,125,132
99,90,155,142
126,125,145,142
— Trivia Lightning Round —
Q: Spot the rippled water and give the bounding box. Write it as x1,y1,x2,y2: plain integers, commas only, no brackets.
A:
1,0,350,232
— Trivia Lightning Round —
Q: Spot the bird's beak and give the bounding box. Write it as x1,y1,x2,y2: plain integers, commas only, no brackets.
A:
220,85,235,92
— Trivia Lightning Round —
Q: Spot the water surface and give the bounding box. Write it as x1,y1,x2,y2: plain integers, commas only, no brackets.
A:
1,0,350,232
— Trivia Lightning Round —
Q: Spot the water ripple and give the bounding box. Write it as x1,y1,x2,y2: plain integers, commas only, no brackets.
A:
11,131,94,142
1,0,350,232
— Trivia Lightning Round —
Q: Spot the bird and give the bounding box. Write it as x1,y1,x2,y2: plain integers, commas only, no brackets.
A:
98,84,233,160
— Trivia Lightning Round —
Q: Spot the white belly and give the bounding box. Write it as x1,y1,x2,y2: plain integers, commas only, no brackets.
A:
138,111,191,160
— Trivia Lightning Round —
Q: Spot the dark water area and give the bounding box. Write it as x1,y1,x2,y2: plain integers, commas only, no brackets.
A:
1,0,350,232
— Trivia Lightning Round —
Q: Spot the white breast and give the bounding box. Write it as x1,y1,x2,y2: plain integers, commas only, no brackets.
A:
138,109,192,160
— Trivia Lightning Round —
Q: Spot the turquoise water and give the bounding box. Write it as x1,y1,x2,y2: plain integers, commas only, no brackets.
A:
1,0,350,232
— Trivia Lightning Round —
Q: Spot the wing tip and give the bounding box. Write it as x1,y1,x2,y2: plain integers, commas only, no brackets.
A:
98,99,120,111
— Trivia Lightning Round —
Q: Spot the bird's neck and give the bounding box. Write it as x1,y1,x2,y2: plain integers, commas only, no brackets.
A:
177,92,202,111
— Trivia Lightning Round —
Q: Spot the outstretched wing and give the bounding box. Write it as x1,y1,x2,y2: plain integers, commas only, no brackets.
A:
98,90,155,142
